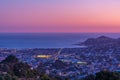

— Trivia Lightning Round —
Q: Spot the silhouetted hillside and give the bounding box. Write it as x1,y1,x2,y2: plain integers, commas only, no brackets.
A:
82,71,120,80
79,36,120,47
0,55,56,80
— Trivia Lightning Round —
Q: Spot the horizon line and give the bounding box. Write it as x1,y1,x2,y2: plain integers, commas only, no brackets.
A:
0,32,120,34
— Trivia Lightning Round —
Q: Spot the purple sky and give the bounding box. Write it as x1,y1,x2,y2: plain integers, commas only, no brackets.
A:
0,0,120,33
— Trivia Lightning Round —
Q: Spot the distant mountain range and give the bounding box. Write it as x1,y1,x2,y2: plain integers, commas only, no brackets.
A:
78,36,120,47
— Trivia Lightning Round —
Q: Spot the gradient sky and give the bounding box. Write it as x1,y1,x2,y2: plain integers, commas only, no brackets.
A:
0,0,120,33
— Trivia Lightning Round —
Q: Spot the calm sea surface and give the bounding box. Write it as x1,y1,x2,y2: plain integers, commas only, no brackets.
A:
0,33,120,49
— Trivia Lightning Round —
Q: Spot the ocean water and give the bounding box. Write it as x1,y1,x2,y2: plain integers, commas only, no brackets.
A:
0,33,120,49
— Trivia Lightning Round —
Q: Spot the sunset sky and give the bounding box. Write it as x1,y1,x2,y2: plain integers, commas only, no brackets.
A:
0,0,120,33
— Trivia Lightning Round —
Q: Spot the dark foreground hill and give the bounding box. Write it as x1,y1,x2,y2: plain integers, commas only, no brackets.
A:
82,71,120,80
0,55,57,80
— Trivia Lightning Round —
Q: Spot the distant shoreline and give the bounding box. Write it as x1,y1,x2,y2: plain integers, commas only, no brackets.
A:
0,33,120,49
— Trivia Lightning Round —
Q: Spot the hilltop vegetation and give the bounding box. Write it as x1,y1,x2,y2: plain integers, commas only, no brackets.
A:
81,71,120,80
0,55,56,80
